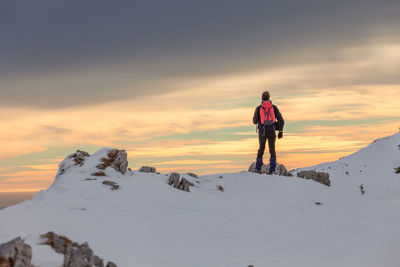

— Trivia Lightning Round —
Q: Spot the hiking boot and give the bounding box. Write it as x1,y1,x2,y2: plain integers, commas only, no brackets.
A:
269,157,277,173
256,157,263,171
266,171,274,175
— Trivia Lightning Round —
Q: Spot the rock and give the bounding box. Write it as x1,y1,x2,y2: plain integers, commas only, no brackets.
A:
168,173,180,189
359,184,365,195
102,180,120,190
64,245,94,267
394,166,400,174
112,150,128,174
97,149,128,175
84,178,97,181
139,166,156,173
94,255,104,267
297,170,330,186
69,150,91,167
58,150,91,177
179,178,194,192
53,234,67,253
41,232,114,267
217,185,224,192
92,171,106,177
186,172,198,178
0,237,32,267
274,164,292,176
106,262,117,267
41,232,74,254
168,173,195,192
248,162,292,176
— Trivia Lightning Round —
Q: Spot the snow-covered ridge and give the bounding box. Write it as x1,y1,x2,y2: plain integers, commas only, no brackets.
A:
0,132,399,267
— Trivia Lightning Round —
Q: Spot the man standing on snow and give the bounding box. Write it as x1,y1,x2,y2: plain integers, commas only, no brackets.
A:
253,91,285,174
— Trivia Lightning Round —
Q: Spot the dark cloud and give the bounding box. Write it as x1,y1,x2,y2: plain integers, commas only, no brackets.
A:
1,0,399,108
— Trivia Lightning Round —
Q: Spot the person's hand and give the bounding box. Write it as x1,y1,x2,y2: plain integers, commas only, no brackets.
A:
278,131,283,139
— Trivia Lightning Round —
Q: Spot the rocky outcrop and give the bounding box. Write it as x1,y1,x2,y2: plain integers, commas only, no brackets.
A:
69,150,91,167
102,180,120,190
97,149,128,175
106,262,117,267
139,166,156,173
180,178,194,192
168,172,180,188
58,148,129,178
64,242,97,267
92,171,106,177
41,232,117,267
0,237,32,267
248,162,292,176
274,164,292,176
168,173,195,192
58,150,91,176
186,173,198,178
297,170,330,186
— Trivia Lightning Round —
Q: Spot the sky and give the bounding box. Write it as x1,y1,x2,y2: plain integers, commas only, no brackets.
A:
0,0,399,192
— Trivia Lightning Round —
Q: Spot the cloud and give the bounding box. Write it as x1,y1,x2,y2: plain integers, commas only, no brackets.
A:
1,1,400,108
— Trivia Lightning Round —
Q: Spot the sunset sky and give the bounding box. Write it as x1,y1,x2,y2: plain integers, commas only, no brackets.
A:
1,1,399,192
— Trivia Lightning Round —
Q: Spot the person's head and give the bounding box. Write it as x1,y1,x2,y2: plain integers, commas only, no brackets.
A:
261,91,270,101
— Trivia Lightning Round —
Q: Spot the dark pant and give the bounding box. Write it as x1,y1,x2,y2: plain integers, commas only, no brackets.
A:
257,133,276,159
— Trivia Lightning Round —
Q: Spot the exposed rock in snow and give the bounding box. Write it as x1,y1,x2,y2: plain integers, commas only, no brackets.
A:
395,166,400,174
41,232,116,267
105,261,117,267
64,242,96,267
297,170,331,186
96,149,128,175
92,171,106,177
179,178,194,192
69,150,91,167
102,180,120,191
359,184,365,195
84,178,97,181
186,172,198,178
40,232,74,254
57,150,91,177
0,237,32,267
168,173,194,192
275,164,292,176
168,172,180,189
248,162,292,176
139,166,156,173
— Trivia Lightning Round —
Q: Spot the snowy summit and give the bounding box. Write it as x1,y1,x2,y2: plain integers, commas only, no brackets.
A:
1,133,400,267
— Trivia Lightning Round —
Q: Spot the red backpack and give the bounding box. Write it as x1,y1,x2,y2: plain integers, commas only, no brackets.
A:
260,101,276,125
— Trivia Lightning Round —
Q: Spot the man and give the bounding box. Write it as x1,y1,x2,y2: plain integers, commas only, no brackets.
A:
253,91,285,174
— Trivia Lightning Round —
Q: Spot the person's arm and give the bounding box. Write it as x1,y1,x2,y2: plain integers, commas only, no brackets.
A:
274,105,285,131
253,106,260,125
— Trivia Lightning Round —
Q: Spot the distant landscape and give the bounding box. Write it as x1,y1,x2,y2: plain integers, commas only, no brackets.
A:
0,192,37,210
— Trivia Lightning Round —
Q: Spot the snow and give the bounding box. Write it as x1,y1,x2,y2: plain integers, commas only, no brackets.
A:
1,133,399,267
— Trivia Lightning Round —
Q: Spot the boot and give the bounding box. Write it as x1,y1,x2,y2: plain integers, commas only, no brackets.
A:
255,157,263,173
268,157,276,174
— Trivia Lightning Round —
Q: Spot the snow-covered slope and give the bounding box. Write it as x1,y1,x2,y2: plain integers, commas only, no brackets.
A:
1,133,399,267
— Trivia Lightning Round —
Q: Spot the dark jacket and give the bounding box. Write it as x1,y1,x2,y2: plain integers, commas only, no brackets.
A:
253,102,284,136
